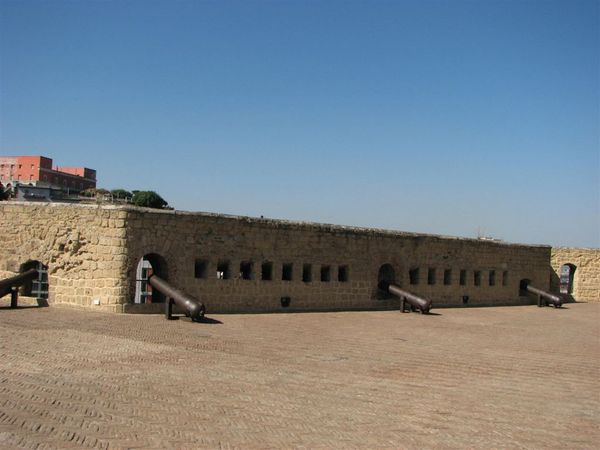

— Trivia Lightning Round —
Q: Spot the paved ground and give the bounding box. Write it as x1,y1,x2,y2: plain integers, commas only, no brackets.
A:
0,302,598,449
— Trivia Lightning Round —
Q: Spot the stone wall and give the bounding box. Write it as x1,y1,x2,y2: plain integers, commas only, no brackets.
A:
124,207,551,313
0,202,128,312
551,247,600,303
0,202,567,313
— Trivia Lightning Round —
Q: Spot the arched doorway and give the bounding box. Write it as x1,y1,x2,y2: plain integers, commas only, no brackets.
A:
559,264,576,295
519,278,531,296
134,254,168,304
19,260,48,302
377,264,396,299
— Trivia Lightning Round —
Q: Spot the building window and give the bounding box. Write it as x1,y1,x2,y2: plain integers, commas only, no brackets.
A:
217,261,230,280
194,260,208,279
18,164,22,169
409,267,420,285
31,164,34,169
320,265,331,282
474,271,481,286
502,271,508,287
282,263,293,281
444,269,452,285
427,268,436,285
489,270,496,286
460,270,467,286
29,175,33,181
302,264,312,282
261,261,273,281
338,265,349,282
240,261,253,280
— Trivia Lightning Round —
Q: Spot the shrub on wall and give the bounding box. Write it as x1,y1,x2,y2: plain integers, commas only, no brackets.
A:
111,189,133,200
131,191,169,209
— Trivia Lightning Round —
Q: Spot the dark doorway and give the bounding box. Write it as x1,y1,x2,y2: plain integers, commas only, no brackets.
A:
19,260,48,302
135,253,167,303
377,264,396,299
559,264,576,295
519,278,531,296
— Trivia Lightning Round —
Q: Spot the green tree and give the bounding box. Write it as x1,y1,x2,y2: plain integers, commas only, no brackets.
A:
131,191,169,209
111,188,133,200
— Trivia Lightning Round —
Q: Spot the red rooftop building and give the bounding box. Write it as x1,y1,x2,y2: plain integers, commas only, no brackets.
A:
0,155,96,192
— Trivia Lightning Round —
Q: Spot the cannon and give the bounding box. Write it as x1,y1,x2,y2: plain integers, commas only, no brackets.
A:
526,284,563,308
147,274,206,321
0,269,39,308
378,281,432,314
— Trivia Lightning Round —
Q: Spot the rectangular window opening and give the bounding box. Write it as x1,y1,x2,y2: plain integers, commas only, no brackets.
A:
460,270,466,286
444,269,452,285
321,265,331,282
217,261,230,280
409,268,420,285
489,270,496,286
282,263,293,281
474,270,481,287
338,265,349,282
302,264,312,282
194,259,208,279
427,268,436,285
261,261,273,281
502,271,508,287
240,261,253,280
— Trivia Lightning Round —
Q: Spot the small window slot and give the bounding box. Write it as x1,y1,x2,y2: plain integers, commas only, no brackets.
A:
409,268,420,285
444,269,452,285
302,264,312,282
240,261,253,280
261,261,273,281
474,271,481,287
194,259,208,279
427,268,436,285
338,265,349,282
217,261,230,280
459,270,466,286
321,265,331,282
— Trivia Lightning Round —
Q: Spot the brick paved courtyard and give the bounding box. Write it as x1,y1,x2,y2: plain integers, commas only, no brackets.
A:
1,302,598,449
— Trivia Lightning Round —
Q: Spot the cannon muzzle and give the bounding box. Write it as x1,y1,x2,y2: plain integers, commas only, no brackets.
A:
148,274,206,321
378,281,432,314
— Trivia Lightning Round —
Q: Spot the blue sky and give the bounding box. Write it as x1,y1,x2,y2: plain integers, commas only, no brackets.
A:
1,0,598,247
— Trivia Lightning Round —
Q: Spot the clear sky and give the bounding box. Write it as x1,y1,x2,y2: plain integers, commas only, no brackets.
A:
1,0,598,247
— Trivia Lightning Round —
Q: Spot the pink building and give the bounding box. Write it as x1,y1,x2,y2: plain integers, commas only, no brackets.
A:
0,155,96,192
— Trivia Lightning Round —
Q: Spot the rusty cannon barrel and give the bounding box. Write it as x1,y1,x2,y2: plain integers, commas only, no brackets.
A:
148,274,206,321
378,281,432,314
0,268,39,308
526,284,563,308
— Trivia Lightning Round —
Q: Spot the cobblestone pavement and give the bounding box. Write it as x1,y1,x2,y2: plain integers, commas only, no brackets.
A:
0,302,598,449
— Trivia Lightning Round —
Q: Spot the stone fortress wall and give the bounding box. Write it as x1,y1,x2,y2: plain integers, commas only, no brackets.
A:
0,202,128,312
1,202,598,313
551,247,600,303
